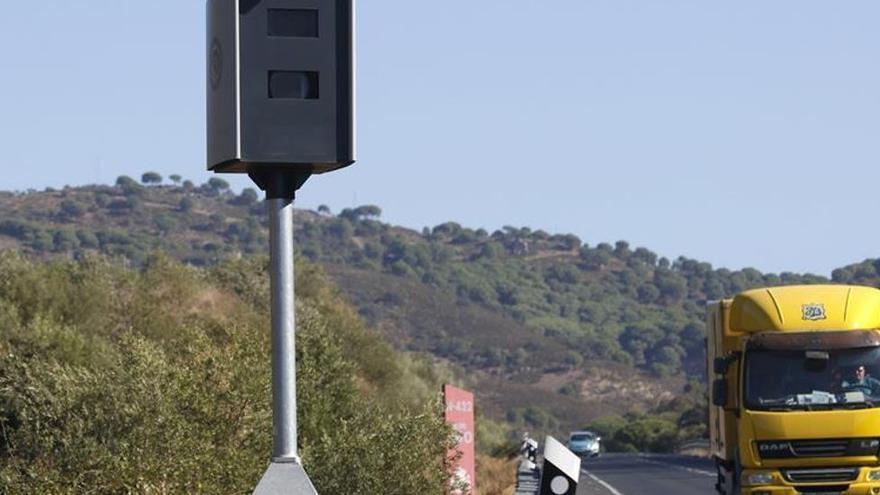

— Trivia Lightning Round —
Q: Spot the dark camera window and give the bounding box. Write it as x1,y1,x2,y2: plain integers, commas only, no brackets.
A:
268,71,319,99
268,9,318,38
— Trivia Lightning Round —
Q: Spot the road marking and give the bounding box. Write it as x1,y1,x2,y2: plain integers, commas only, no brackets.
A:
581,469,625,495
636,456,714,477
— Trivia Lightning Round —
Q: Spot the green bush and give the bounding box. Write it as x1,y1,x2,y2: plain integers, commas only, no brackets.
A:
58,199,86,219
115,176,143,196
0,253,457,494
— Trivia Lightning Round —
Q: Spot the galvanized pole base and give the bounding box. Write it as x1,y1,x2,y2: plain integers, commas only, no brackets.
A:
251,170,317,494
253,462,317,494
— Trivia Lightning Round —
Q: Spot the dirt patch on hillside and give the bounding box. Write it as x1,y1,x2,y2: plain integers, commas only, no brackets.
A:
523,249,577,261
0,236,21,250
532,369,581,391
525,364,681,418
577,364,680,412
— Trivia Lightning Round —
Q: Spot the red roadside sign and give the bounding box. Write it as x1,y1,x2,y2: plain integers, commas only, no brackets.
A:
444,384,476,494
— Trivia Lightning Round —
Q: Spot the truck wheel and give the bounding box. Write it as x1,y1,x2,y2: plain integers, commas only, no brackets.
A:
714,456,741,495
733,452,743,495
714,458,728,495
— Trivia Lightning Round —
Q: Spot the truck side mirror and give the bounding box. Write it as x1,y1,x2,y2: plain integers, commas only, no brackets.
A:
712,378,728,407
714,354,740,375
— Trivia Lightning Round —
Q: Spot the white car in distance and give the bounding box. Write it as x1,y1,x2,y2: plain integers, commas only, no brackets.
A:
567,430,601,458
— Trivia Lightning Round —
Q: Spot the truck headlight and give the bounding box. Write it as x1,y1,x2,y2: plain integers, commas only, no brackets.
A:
868,469,880,481
747,472,774,485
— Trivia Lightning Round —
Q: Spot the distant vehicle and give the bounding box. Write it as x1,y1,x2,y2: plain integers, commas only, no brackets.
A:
567,431,600,457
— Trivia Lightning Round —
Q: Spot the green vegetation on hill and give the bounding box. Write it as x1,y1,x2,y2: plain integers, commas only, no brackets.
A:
0,252,457,494
585,381,707,453
0,179,830,379
3,177,872,445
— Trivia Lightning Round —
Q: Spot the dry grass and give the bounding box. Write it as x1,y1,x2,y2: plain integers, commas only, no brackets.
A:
577,364,681,410
476,454,517,495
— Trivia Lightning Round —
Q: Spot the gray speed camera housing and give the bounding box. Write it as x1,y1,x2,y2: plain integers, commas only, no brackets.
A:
207,0,355,174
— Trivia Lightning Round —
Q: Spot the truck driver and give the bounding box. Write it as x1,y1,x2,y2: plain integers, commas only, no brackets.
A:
841,365,880,396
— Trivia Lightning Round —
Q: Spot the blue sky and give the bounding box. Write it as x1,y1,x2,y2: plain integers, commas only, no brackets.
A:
1,1,878,275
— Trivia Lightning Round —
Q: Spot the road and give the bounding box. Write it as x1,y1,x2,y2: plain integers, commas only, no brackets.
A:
576,454,715,495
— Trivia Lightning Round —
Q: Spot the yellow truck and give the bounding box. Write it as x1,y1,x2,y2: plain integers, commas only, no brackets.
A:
708,285,880,495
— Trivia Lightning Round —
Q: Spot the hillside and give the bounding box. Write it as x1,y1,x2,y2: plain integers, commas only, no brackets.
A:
3,175,873,438
0,252,461,493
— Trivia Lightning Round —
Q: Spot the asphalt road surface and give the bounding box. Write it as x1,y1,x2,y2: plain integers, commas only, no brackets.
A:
576,454,715,495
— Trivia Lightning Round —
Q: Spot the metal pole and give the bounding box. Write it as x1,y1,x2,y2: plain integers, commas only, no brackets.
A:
252,171,317,494
268,194,298,463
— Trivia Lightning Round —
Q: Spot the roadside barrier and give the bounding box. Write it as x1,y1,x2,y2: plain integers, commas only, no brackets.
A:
514,435,581,495
676,439,711,458
515,460,541,495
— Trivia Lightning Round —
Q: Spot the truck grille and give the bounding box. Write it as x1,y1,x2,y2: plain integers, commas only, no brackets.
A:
783,467,859,483
794,485,849,494
790,440,850,457
757,438,879,459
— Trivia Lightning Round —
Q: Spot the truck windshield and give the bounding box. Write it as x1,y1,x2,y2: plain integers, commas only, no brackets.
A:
745,347,880,411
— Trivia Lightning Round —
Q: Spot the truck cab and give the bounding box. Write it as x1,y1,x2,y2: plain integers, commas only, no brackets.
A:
708,285,880,495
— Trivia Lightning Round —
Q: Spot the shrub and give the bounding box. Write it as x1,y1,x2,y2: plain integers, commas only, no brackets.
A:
76,230,100,249
230,187,259,206
179,197,195,213
52,229,79,251
0,254,457,494
115,176,143,196
58,199,86,219
207,177,230,193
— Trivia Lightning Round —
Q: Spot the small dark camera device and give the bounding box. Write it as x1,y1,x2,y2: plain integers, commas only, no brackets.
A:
207,0,355,175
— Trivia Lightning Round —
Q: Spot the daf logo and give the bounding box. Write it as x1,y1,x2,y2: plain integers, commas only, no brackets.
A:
859,439,880,449
759,442,790,451
802,303,827,321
